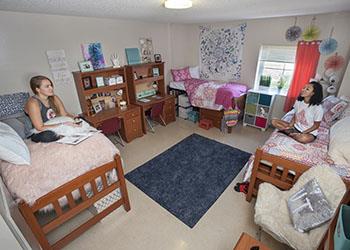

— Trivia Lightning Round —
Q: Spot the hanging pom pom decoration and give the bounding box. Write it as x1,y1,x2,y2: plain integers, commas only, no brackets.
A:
285,17,302,42
319,27,338,55
324,53,345,71
302,16,320,41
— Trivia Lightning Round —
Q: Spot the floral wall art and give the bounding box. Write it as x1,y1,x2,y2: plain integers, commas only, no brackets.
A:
199,23,247,80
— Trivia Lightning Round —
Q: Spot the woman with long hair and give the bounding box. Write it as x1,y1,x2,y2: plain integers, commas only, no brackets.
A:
24,75,79,142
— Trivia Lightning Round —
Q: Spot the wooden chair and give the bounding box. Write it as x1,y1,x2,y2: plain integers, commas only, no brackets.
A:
99,117,124,146
146,102,166,133
246,148,350,250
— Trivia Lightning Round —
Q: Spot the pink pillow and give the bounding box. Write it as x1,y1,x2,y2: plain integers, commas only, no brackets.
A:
171,67,192,82
323,100,348,124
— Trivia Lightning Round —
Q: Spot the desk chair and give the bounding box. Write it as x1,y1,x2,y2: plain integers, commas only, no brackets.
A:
99,117,124,146
146,102,166,133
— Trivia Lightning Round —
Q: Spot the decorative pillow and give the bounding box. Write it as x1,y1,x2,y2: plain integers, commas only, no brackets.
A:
288,178,334,232
171,67,192,82
329,116,350,165
323,100,348,124
1,118,26,139
189,66,200,79
0,92,29,119
0,122,30,165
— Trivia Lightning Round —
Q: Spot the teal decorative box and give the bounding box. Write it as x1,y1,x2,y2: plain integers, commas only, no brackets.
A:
188,111,199,123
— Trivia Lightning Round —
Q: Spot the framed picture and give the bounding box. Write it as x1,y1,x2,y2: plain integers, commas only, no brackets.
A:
154,54,162,63
82,77,92,89
81,42,105,70
139,38,153,63
96,76,105,87
152,67,160,76
125,48,141,65
92,102,102,114
78,61,94,72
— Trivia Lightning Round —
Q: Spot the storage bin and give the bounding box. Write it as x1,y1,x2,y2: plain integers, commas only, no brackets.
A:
334,204,350,250
188,110,199,123
179,106,193,119
178,94,191,107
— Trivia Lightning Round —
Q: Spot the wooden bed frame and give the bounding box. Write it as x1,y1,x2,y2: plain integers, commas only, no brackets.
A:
18,154,130,250
246,148,350,250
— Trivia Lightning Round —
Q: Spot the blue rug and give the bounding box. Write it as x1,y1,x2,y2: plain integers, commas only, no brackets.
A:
125,133,251,228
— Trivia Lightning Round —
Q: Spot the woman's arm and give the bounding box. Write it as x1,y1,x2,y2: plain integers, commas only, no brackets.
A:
54,95,75,118
287,114,296,128
301,121,321,134
25,98,61,131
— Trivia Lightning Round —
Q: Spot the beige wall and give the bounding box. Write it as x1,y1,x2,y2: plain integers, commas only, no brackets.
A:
0,11,171,114
171,12,350,118
1,11,349,117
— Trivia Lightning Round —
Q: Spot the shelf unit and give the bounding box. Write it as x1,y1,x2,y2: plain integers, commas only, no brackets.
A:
243,89,275,131
125,62,176,133
125,62,166,103
73,67,143,142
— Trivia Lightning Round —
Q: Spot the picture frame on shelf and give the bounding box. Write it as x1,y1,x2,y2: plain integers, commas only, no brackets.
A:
96,76,105,87
82,77,92,89
92,102,102,114
154,54,162,63
78,61,94,72
152,67,160,77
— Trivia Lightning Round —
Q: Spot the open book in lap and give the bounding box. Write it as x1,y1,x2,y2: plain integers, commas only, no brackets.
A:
33,116,99,145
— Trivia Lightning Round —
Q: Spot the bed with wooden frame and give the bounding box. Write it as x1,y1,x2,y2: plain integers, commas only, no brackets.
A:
246,148,350,250
1,135,130,250
17,154,130,250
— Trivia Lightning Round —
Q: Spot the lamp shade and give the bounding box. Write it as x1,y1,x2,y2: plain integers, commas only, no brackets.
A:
165,0,192,9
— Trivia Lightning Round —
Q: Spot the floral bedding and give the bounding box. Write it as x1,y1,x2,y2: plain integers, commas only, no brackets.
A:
243,113,350,183
184,79,248,110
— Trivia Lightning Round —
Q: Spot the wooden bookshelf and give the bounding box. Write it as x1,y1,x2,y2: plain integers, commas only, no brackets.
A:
72,67,143,142
125,62,176,133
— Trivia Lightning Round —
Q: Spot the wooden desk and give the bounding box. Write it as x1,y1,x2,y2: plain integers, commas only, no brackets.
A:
134,95,176,134
84,104,143,142
234,233,271,250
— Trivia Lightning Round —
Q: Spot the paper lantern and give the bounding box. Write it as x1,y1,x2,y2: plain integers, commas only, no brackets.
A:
302,25,320,41
324,53,345,71
319,38,338,55
286,25,302,41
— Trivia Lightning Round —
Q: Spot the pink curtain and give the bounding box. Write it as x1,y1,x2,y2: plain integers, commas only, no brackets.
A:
284,41,321,112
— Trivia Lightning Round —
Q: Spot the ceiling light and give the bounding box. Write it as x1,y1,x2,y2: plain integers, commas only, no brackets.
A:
164,0,192,9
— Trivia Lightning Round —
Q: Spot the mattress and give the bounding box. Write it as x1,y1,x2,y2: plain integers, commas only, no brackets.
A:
0,133,119,207
169,81,186,91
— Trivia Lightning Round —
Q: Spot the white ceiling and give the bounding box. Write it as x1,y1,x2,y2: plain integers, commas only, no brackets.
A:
0,0,350,23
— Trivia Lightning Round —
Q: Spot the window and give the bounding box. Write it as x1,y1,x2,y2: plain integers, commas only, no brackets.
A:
254,45,296,94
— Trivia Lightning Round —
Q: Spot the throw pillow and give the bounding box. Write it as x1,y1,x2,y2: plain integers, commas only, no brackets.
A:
171,67,192,82
0,92,30,119
1,118,26,139
189,66,200,79
323,100,348,125
287,178,334,233
0,122,30,165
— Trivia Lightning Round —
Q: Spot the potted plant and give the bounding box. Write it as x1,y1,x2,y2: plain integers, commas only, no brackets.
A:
277,76,286,90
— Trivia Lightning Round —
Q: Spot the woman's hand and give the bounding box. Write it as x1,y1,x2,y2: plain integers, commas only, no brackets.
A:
60,121,82,127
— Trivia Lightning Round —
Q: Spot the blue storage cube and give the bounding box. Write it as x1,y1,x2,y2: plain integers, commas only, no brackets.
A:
247,92,259,104
258,94,272,106
188,111,199,123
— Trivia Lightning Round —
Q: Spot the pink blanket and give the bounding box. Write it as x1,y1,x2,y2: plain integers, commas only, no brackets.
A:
184,79,247,110
0,133,119,206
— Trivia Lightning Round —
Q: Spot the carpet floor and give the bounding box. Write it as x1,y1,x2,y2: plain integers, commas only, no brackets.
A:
125,133,251,228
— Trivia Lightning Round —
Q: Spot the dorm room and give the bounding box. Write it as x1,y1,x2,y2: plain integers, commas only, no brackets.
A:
1,1,350,250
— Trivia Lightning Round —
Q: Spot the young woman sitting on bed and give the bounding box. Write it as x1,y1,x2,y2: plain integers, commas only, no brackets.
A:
24,75,80,142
